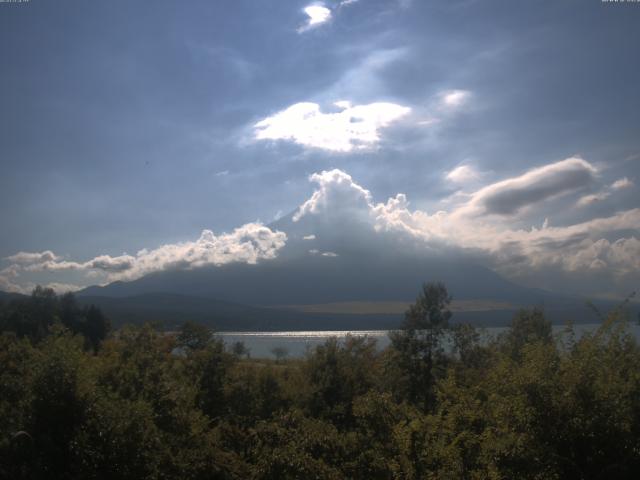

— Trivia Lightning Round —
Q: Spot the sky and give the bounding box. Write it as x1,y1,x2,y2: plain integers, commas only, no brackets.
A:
1,0,639,298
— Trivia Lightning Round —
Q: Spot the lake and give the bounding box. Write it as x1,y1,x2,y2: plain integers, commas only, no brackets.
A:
218,323,640,358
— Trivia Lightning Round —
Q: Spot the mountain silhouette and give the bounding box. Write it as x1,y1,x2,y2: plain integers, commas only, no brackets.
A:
78,210,575,311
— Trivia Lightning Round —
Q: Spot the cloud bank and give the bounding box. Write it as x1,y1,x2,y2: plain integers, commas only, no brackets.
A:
2,158,637,297
1,223,287,293
290,161,639,295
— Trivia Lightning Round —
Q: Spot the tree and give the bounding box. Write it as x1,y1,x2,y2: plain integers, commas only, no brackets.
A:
82,305,111,352
177,321,213,352
231,340,250,358
0,288,110,350
26,326,91,478
271,346,289,363
305,335,378,426
500,307,552,360
387,282,452,410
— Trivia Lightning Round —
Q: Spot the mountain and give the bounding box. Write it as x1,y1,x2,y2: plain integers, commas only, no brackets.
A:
2,197,634,330
0,291,28,303
76,293,409,331
79,254,550,306
72,210,617,330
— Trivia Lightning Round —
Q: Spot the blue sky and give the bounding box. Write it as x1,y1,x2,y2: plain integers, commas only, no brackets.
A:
1,0,639,297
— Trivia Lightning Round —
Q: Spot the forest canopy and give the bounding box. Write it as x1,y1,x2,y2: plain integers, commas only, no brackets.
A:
1,284,639,479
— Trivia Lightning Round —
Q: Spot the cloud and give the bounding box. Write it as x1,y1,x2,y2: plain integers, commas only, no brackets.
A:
3,223,287,289
559,237,640,274
611,177,633,190
445,165,481,185
308,249,338,257
457,157,597,217
291,164,639,294
254,101,410,152
86,255,136,273
0,265,22,293
324,48,408,101
577,192,610,207
0,266,81,295
6,250,59,265
44,282,83,294
3,161,636,297
439,89,472,109
298,4,332,33
576,176,634,208
0,265,20,278
107,223,286,280
294,169,372,221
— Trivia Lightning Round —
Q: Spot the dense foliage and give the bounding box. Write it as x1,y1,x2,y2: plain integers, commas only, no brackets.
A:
1,284,639,479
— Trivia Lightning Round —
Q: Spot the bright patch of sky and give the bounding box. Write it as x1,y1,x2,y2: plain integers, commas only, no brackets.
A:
298,4,332,32
254,101,411,152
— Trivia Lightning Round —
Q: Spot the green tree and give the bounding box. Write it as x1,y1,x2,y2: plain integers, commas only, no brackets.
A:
0,288,110,350
387,282,452,410
0,333,36,480
177,320,214,351
81,305,111,352
271,346,289,363
500,307,552,360
305,335,378,426
231,340,250,358
26,326,91,478
187,339,235,419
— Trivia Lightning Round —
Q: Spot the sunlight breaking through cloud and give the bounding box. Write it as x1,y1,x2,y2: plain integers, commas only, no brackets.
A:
298,4,332,32
439,89,471,109
445,165,481,185
254,101,410,152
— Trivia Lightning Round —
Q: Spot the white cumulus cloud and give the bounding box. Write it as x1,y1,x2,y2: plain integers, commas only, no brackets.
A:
294,169,372,221
3,159,637,298
611,177,633,190
6,250,60,265
298,4,332,32
254,101,410,152
291,163,639,294
0,265,22,293
3,223,287,289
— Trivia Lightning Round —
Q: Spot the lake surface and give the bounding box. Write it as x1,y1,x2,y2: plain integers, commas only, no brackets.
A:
218,323,640,358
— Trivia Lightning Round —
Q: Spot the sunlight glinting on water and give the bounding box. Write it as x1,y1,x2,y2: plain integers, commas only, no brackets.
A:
217,324,640,358
218,330,389,338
